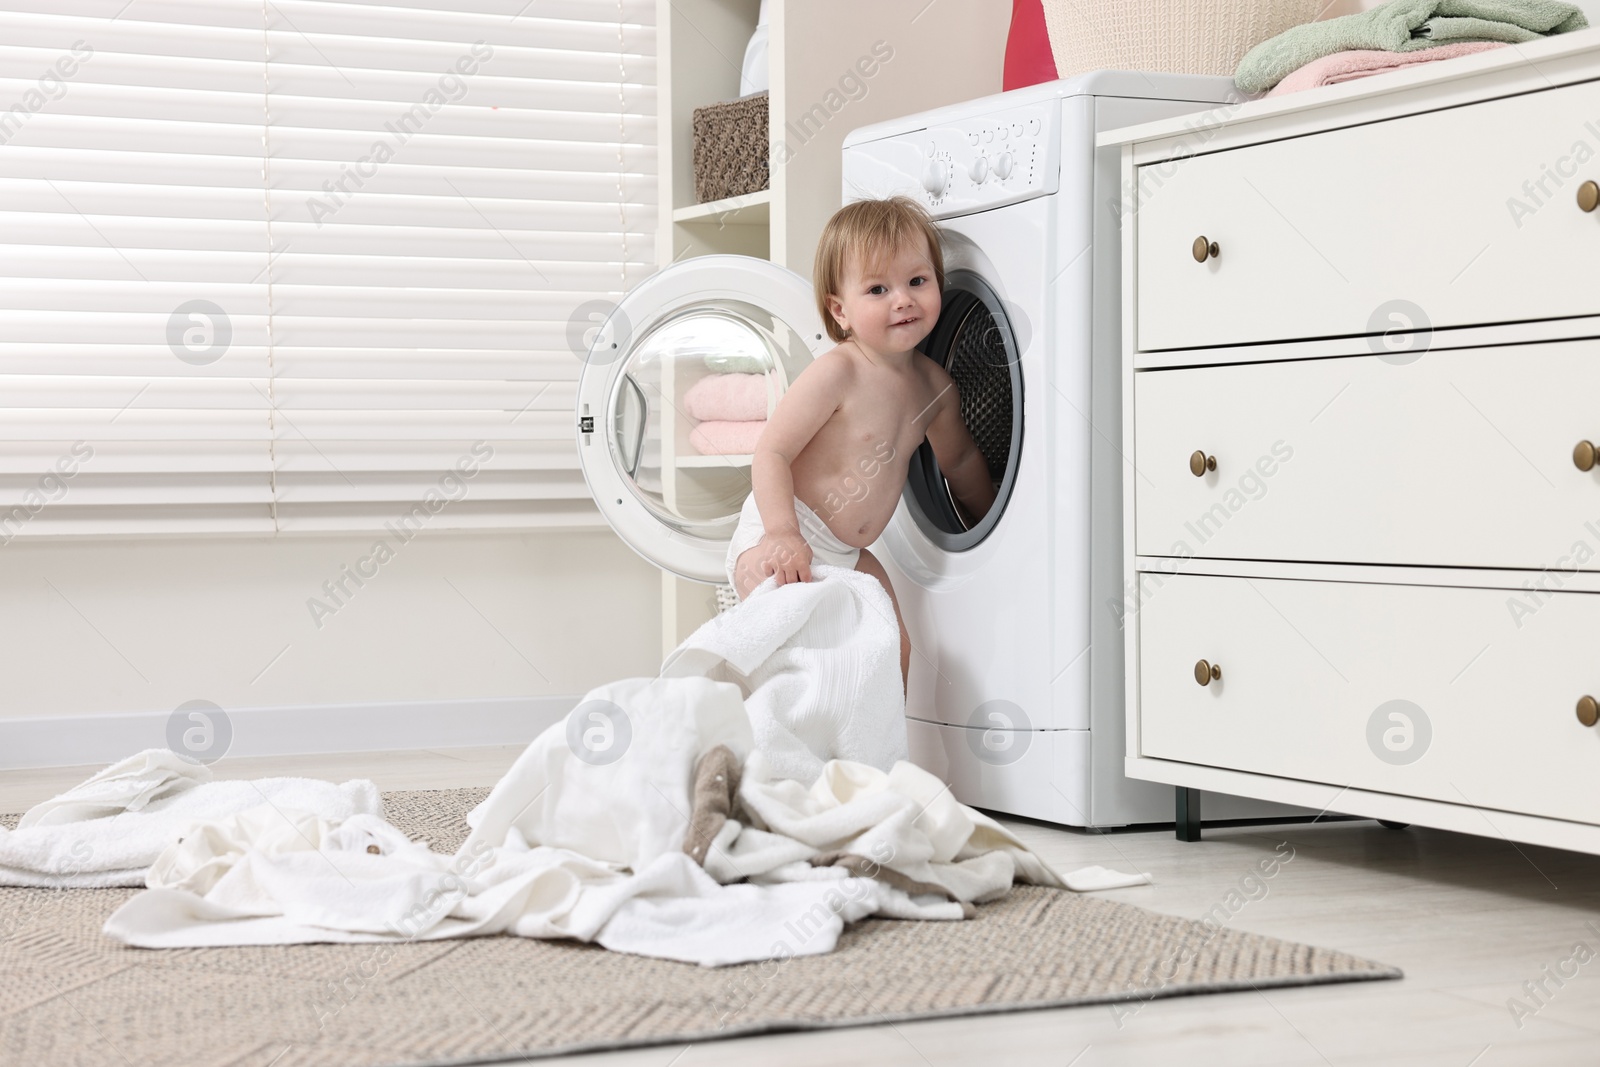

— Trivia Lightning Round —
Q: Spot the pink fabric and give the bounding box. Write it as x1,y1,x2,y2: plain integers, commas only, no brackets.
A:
1267,41,1508,97
682,373,769,422
689,419,767,456
1004,0,1058,92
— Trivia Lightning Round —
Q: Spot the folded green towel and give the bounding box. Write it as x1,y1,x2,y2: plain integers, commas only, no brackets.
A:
1235,0,1589,93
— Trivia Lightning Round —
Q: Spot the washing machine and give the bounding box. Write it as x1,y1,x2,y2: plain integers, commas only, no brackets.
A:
841,71,1304,828
575,71,1304,828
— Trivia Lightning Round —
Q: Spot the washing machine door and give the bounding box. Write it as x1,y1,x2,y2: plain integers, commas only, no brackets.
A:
574,255,829,583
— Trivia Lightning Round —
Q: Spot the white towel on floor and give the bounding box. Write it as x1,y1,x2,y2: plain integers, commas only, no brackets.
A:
661,563,907,783
87,569,1148,962
702,751,1066,900
1062,865,1153,892
15,747,208,827
102,676,913,964
0,748,382,888
101,672,1130,965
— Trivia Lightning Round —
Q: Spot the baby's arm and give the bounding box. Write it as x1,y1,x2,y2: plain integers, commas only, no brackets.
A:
748,351,852,585
924,380,997,524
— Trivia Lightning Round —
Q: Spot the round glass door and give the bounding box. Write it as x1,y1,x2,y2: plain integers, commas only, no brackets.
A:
902,268,1023,551
609,303,810,539
575,255,827,583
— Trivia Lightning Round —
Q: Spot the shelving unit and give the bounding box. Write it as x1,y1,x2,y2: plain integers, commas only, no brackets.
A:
670,190,771,225
653,0,1011,656
675,453,754,467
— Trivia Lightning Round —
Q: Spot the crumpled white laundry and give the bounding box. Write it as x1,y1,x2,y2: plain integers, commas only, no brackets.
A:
99,669,1147,966
0,748,381,888
705,751,1069,899
91,566,1151,964
661,563,907,784
103,675,912,965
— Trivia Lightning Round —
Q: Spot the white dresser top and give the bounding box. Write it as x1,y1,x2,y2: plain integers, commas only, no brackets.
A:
1096,27,1600,155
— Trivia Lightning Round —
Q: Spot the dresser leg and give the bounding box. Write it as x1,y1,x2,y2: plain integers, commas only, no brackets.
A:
1176,787,1202,842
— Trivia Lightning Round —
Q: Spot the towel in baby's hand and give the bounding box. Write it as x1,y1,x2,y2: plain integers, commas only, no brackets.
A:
661,563,907,784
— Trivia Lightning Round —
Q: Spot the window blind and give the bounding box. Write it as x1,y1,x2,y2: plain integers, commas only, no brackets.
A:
0,0,656,540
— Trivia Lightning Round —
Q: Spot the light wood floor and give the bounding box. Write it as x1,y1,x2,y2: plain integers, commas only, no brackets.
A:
8,747,1600,1066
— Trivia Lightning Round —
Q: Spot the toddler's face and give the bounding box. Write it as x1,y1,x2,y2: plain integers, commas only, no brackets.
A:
827,235,940,356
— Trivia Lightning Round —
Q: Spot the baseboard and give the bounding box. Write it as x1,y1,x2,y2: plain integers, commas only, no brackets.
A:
0,695,581,770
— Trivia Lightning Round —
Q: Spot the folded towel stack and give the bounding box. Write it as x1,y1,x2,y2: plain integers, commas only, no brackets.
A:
1267,39,1509,95
689,419,767,456
1237,0,1588,95
683,371,773,456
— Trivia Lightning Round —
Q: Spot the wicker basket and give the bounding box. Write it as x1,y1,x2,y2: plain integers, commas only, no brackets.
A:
1040,0,1321,79
691,90,769,204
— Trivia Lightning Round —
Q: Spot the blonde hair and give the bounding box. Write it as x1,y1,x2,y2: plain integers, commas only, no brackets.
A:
813,195,945,344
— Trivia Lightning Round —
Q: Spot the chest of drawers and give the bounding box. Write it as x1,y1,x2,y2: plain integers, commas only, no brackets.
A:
1102,33,1600,854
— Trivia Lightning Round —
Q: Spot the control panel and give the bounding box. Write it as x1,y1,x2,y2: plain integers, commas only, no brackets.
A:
841,101,1060,220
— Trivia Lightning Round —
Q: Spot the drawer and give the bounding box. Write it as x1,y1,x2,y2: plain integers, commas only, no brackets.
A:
1135,78,1600,351
1137,574,1600,826
1134,340,1600,570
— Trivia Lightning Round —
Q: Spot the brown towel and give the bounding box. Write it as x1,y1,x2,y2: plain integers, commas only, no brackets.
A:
681,745,741,866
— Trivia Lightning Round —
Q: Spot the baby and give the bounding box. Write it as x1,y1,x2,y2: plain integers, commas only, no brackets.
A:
724,194,997,692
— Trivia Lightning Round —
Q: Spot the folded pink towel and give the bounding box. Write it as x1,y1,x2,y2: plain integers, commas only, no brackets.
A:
682,373,770,422
689,419,766,456
1268,41,1508,97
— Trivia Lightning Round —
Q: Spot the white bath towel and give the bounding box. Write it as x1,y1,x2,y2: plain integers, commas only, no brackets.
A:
101,672,1102,964
1062,865,1154,892
103,676,913,964
89,569,1147,962
15,747,209,827
0,749,382,888
662,563,907,783
705,751,1067,901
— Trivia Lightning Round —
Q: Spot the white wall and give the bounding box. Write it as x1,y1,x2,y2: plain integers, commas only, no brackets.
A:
0,529,661,745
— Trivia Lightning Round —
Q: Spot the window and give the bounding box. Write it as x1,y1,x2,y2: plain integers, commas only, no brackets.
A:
0,0,655,539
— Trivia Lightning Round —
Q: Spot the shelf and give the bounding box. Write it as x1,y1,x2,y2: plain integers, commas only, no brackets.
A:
676,453,754,468
672,190,772,225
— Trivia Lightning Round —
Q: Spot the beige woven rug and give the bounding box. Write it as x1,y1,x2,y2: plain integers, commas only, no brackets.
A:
0,787,1399,1067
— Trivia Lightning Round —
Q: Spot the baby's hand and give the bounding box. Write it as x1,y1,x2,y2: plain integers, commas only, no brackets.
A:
757,529,813,586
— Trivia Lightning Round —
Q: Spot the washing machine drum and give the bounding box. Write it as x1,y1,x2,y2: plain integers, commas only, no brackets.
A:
903,269,1022,552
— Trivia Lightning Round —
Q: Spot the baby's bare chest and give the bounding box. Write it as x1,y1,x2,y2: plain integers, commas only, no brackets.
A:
800,380,937,475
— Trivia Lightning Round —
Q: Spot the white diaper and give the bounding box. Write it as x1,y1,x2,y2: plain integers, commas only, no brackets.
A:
724,491,861,594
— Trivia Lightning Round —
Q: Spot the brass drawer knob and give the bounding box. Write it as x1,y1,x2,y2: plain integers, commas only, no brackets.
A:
1576,440,1597,471
1580,181,1600,213
1579,695,1599,727
1192,236,1219,262
1194,659,1221,686
1189,450,1217,477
